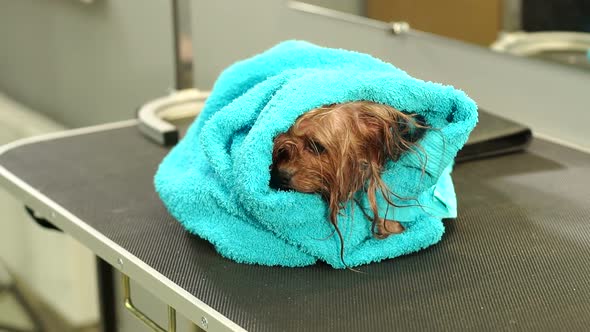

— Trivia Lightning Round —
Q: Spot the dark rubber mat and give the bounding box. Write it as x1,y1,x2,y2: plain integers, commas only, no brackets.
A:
1,126,589,331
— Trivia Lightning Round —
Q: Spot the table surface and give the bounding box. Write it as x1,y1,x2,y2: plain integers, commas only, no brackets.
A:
1,121,590,332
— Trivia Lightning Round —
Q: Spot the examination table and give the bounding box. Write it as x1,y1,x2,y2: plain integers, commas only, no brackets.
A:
1,99,589,331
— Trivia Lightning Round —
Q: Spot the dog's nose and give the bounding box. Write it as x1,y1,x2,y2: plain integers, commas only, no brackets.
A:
270,167,293,190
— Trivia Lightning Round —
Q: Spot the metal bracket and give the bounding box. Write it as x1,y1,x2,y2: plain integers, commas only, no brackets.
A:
136,89,209,146
122,274,177,332
391,21,410,35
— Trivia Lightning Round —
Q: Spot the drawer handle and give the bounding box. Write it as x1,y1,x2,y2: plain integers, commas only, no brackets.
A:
122,274,176,332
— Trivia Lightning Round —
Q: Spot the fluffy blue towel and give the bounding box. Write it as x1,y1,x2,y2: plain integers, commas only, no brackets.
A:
154,40,478,268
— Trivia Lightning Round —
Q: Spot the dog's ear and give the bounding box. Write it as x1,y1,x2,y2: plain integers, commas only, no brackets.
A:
383,111,427,161
355,103,427,162
399,114,427,144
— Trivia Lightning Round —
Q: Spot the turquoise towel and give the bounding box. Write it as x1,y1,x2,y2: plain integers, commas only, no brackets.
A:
154,40,478,268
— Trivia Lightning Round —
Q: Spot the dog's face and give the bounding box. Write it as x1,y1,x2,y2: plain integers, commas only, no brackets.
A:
270,101,426,240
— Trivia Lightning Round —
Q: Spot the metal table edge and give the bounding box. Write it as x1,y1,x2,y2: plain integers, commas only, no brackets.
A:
0,120,246,332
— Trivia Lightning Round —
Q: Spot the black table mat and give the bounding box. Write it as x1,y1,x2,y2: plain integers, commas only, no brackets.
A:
1,125,589,331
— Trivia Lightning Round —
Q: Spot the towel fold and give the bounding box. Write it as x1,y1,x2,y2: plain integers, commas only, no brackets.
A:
154,40,478,268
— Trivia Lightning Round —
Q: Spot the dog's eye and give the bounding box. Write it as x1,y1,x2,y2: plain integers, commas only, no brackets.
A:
306,140,326,155
275,147,290,161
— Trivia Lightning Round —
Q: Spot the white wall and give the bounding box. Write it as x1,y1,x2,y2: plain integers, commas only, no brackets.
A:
0,0,176,328
0,0,175,127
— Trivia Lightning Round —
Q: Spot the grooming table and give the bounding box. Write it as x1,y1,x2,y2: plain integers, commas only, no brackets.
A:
1,116,590,331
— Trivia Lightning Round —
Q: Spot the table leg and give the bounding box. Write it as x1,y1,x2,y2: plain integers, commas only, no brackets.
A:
96,257,118,332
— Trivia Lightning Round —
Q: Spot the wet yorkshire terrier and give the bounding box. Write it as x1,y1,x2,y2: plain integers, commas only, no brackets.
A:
270,101,427,257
